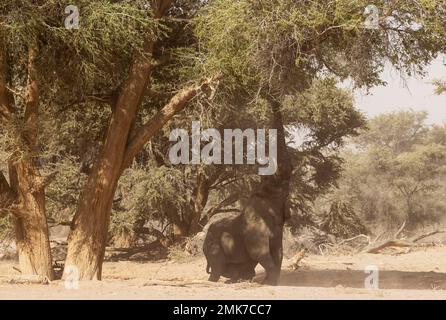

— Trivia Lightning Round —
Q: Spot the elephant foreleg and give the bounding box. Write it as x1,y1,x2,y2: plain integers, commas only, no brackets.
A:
258,254,280,285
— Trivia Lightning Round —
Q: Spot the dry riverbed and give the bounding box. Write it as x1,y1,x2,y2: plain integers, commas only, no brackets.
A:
1,246,446,299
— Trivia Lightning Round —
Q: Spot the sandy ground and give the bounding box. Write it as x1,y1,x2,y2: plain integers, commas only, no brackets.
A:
1,246,446,300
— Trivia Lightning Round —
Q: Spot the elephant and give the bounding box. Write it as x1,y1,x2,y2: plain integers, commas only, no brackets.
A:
203,214,257,282
203,179,290,285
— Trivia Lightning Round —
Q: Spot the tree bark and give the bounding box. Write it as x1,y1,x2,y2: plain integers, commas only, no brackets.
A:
188,171,211,235
9,160,54,279
0,35,14,124
0,42,54,279
64,39,155,280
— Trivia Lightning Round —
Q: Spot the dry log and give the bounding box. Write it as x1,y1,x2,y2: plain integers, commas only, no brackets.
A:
6,275,50,285
365,240,414,254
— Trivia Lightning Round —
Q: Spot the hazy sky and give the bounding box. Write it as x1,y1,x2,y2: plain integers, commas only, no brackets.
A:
351,56,446,125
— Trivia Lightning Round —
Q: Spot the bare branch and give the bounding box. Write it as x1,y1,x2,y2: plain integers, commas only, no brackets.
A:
0,171,15,209
411,230,446,243
29,171,58,194
394,220,406,239
121,73,222,171
337,234,370,246
0,204,25,218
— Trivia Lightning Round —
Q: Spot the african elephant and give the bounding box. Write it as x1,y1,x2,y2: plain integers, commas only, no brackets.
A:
203,179,290,285
203,214,257,282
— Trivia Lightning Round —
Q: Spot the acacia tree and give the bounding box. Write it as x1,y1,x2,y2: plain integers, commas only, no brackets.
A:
195,0,446,245
0,0,153,279
0,8,54,278
109,77,365,244
0,0,210,279
328,111,446,234
0,0,217,279
73,0,446,279
63,0,221,280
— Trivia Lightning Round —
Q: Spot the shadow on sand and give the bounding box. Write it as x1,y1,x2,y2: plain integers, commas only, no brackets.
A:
269,269,446,290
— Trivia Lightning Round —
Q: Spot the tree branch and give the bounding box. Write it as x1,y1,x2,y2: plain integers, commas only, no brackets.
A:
411,230,446,243
22,44,40,149
153,0,173,19
0,202,25,218
0,35,14,125
121,74,222,171
29,171,58,194
0,171,15,209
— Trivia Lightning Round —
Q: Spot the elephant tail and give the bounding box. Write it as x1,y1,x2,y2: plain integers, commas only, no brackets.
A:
206,263,211,274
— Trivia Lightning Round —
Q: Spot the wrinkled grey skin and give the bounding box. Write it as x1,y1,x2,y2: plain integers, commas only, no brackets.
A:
203,215,257,283
203,180,290,285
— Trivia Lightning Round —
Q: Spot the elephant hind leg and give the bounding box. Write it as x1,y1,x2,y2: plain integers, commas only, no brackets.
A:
209,269,223,282
239,261,257,281
207,252,225,282
223,264,241,283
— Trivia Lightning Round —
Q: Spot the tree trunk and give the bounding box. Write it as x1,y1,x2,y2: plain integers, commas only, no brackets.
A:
405,196,417,229
172,222,189,240
64,77,220,280
188,171,211,235
0,42,54,279
64,1,221,280
64,41,154,280
8,160,54,279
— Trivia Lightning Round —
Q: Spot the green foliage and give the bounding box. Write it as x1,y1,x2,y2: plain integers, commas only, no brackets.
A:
44,158,87,223
2,0,446,246
327,111,446,233
285,78,366,149
115,166,192,229
195,0,446,94
356,110,428,153
0,215,13,243
1,0,162,95
320,200,368,238
433,79,446,95
285,79,366,219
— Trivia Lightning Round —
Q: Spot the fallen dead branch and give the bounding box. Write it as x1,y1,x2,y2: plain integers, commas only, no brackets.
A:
365,240,414,254
363,227,446,254
2,275,50,285
394,220,407,239
321,218,446,255
411,230,446,243
143,279,224,288
337,234,370,246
